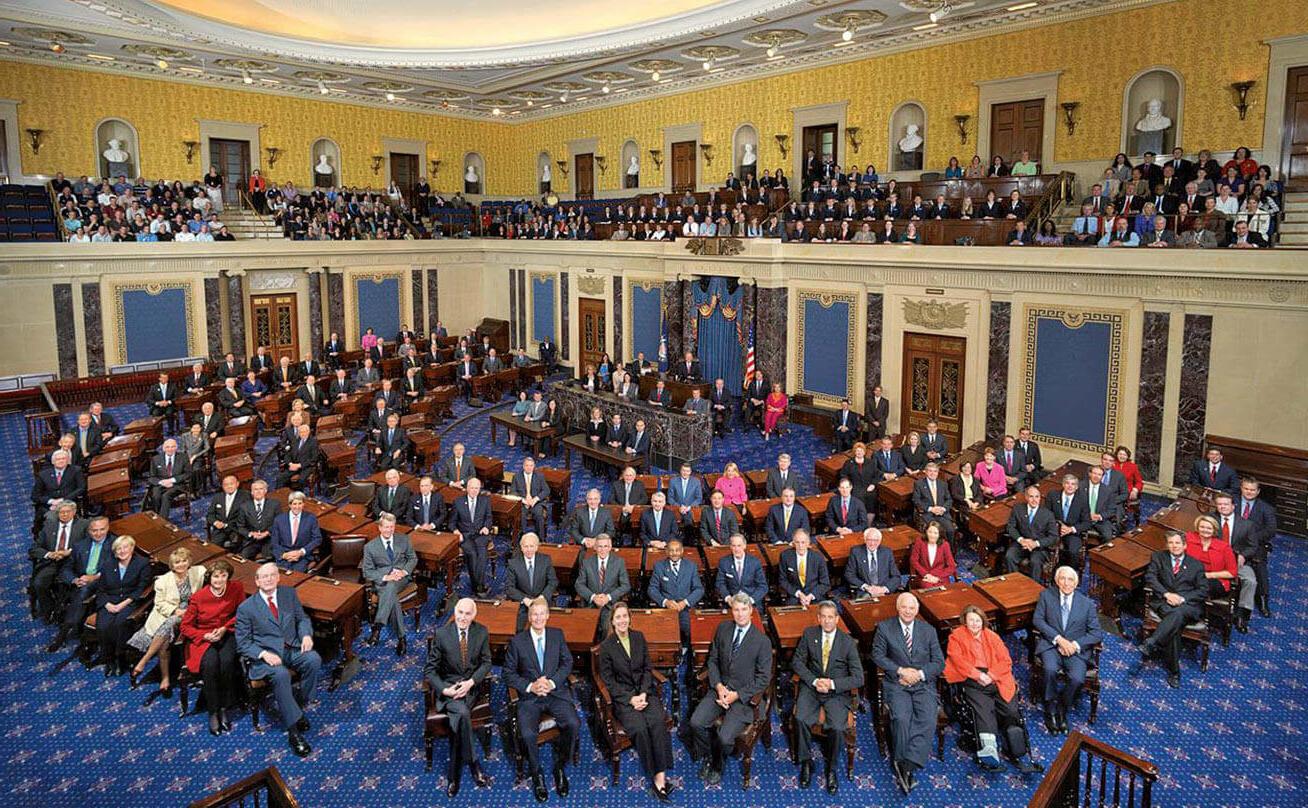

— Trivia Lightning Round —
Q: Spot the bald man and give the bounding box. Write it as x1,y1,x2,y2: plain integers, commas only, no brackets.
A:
424,598,492,795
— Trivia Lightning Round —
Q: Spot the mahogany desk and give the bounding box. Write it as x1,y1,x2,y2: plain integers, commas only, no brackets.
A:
214,453,255,487
267,488,336,518
699,543,768,602
814,451,854,492
150,535,226,568
88,467,132,517
295,575,366,689
877,473,921,519
1147,499,1208,533
839,596,901,656
110,511,189,556
488,412,557,457
688,608,765,670
815,532,863,581
123,415,164,446
767,604,850,671
409,530,462,600
367,469,418,493
1087,538,1154,627
971,573,1045,635
88,448,133,476
536,543,582,591
879,524,923,570
562,434,647,473
316,510,370,540
627,608,684,710
916,582,1001,645
636,373,710,408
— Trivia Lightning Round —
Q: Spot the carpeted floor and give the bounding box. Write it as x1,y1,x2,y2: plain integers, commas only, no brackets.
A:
0,397,1303,807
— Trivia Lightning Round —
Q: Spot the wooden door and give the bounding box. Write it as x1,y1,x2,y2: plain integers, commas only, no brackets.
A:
1281,66,1308,189
574,153,594,200
578,297,606,373
209,138,251,208
990,100,1044,164
250,294,300,364
802,124,838,175
671,141,696,192
900,332,965,448
390,152,419,204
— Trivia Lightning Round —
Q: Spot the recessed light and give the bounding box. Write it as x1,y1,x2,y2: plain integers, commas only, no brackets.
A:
385,91,395,101
242,69,253,84
492,107,502,116
155,58,168,68
703,59,713,71
49,42,65,53
318,80,328,94
526,99,533,107
842,28,853,42
651,70,660,81
913,22,938,31
86,53,115,61
179,66,203,73
602,84,611,94
1006,2,1038,9
766,45,778,58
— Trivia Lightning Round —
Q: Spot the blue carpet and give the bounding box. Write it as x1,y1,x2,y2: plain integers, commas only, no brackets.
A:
0,400,1304,806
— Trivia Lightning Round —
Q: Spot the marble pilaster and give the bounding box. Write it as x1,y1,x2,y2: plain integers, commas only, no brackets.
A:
754,286,787,382
327,272,345,339
307,270,324,359
865,292,883,394
560,272,570,361
508,269,519,350
663,280,683,360
612,280,623,364
52,284,76,378
226,272,246,356
410,269,423,331
1135,311,1170,482
986,301,1011,442
1172,313,1212,487
82,282,105,376
426,269,440,336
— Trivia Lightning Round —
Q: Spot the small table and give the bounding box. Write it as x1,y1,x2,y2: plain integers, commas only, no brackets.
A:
839,596,901,655
814,452,853,492
767,604,849,670
562,434,646,474
213,434,247,460
916,582,1001,640
110,511,188,555
688,608,765,670
815,532,864,581
88,467,132,517
876,474,919,519
317,510,370,539
536,543,582,591
1088,538,1154,622
295,575,366,689
88,448,133,476
319,440,356,484
151,535,225,567
224,554,312,594
878,524,922,570
967,496,1019,569
489,412,557,456
628,608,683,709
124,416,164,445
972,572,1045,634
214,452,255,486
409,529,463,600
1147,499,1208,533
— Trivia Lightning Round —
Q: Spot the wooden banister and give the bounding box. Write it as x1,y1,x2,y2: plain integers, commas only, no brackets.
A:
186,766,301,808
1030,731,1158,808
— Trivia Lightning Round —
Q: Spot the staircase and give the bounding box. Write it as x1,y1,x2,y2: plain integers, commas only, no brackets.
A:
1279,191,1308,246
221,208,282,240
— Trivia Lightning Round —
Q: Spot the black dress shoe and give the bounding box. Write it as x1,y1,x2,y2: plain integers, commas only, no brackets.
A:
698,761,712,782
470,763,490,788
799,760,812,788
1017,758,1045,774
295,716,311,733
893,762,910,795
445,774,461,798
1258,598,1272,618
906,769,918,792
366,624,381,645
705,767,722,786
531,771,548,802
396,636,407,656
218,709,232,733
1044,712,1059,734
1167,672,1181,689
660,781,675,800
1056,711,1069,733
45,631,69,653
825,769,838,794
553,766,570,797
208,712,222,736
287,730,312,758
978,757,1004,773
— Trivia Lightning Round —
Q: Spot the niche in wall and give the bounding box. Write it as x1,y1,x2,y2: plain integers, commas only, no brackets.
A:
889,102,925,172
310,138,341,187
463,152,485,194
733,123,759,182
95,118,141,178
1123,68,1183,157
621,140,640,189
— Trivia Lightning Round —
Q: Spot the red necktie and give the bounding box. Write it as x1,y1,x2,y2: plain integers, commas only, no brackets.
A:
1242,501,1251,519
1221,518,1230,542
55,470,63,485
715,512,722,534
266,596,279,621
1210,465,1216,482
1171,557,1181,575
841,500,848,521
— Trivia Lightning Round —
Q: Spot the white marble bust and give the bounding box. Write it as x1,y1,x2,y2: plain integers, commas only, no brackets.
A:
627,156,640,175
1135,98,1172,132
314,154,334,175
102,138,129,162
542,162,551,182
898,124,923,153
465,164,480,183
741,142,757,166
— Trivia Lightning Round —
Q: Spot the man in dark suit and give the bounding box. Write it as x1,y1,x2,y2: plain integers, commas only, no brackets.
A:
1093,453,1129,518
194,402,225,444
268,493,322,573
30,451,85,526
145,372,178,433
236,564,321,757
700,490,740,547
217,352,244,381
1237,477,1277,617
872,592,945,794
744,371,768,428
766,488,810,545
88,401,120,442
765,453,799,498
271,357,300,392
323,334,345,369
510,458,549,538
708,378,732,436
1225,220,1269,248
715,533,767,605
46,515,111,650
373,412,409,471
28,500,85,621
1213,492,1260,631
568,488,615,550
277,424,319,489
920,420,948,463
410,476,447,531
504,599,581,801
874,436,907,481
184,362,211,394
450,478,494,595
609,466,648,524
365,399,394,445
674,351,701,382
437,443,474,490
1005,486,1060,576
374,379,402,413
1140,531,1208,688
792,602,864,792
574,534,630,631
639,492,678,548
456,355,478,402
249,346,273,373
624,419,651,460
505,533,558,631
1188,446,1240,498
1047,475,1092,564
235,480,280,559
217,377,254,418
912,464,955,543
146,438,192,515
362,514,418,655
866,385,890,440
648,538,702,649
207,475,249,550
538,337,557,372
1016,427,1043,482
370,468,413,522
69,412,103,469
1079,466,1119,546
328,368,353,401
689,592,773,786
1032,567,1102,733
998,435,1028,491
400,367,425,410
831,399,860,452
424,598,493,796
826,479,869,535
295,375,329,416
666,464,703,532
778,530,830,606
603,414,629,457
846,527,902,596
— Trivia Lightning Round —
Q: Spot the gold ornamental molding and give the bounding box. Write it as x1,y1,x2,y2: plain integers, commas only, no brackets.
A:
684,237,745,256
576,275,606,296
903,299,968,330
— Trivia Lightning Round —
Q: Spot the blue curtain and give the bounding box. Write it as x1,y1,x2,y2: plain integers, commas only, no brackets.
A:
532,276,556,341
122,288,189,363
631,285,662,359
356,277,400,341
691,277,744,389
801,297,851,398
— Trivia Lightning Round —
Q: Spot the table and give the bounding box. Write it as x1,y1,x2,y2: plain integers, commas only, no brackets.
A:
814,452,854,492
110,512,189,555
296,575,366,689
488,412,557,456
124,416,164,445
767,604,850,668
213,434,246,459
916,582,1001,639
839,596,901,655
87,467,132,517
1087,538,1155,622
88,448,133,476
474,600,601,665
317,510,370,539
562,434,647,473
1129,523,1169,552
688,608,765,670
967,495,1019,569
409,529,462,599
319,440,356,484
223,554,312,594
1147,498,1209,533
214,453,255,486
972,573,1045,634
877,473,920,518
536,543,582,591
879,524,922,570
550,383,711,467
152,535,226,567
407,429,442,470
267,488,336,518
815,532,864,580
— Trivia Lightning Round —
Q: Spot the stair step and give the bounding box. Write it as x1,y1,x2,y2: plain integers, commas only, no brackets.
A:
1278,222,1308,233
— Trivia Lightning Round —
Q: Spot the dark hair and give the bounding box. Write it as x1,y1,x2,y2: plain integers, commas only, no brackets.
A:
207,558,234,583
1115,445,1132,459
1113,153,1132,168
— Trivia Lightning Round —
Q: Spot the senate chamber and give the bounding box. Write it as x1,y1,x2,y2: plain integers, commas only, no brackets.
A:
1,1,1307,806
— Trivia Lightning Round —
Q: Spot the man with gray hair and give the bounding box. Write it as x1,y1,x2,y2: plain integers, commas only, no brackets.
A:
1031,566,1102,734
689,591,773,786
146,438,191,515
363,512,417,656
424,597,492,796
872,592,944,795
31,449,85,528
792,600,864,793
29,499,85,621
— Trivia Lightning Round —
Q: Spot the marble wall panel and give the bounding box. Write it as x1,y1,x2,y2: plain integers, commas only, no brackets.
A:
865,292,883,395
227,273,246,356
612,280,623,364
52,284,76,378
83,282,105,375
1135,311,1170,482
426,269,440,336
410,269,423,333
308,272,324,358
986,301,1011,442
560,272,570,361
663,280,683,360
1172,313,1213,487
327,273,345,340
754,286,788,382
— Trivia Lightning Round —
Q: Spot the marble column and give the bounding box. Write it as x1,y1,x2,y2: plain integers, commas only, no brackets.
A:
82,282,105,376
681,280,696,354
52,284,76,378
986,302,1011,442
1134,311,1170,483
865,292,883,394
517,269,526,348
226,272,246,356
508,269,519,350
307,269,324,359
327,272,345,340
754,286,787,382
559,272,570,361
612,279,623,364
426,269,440,336
663,280,683,360
202,278,223,361
1171,313,1212,488
410,269,423,330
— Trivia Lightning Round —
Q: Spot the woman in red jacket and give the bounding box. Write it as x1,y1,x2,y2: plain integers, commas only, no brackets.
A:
909,521,957,586
1114,446,1145,502
180,559,245,736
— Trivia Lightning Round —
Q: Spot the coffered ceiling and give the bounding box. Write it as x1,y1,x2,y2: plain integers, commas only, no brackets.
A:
0,0,1160,120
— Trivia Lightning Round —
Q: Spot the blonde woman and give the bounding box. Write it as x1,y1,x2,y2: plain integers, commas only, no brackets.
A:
130,546,206,695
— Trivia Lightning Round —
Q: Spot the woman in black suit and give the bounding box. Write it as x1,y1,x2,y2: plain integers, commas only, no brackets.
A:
596,602,674,800
900,431,930,472
948,459,988,513
840,441,879,517
97,535,150,676
584,405,606,473
979,189,1003,219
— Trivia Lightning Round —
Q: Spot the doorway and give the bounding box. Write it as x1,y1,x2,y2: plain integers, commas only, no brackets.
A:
1280,66,1308,189
390,152,419,205
900,332,966,448
574,153,595,200
209,138,251,208
578,297,606,372
989,99,1044,164
802,124,838,180
250,294,300,364
671,141,696,192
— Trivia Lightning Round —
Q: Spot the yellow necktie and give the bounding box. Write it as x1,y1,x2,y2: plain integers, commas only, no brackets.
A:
784,508,790,530
821,633,831,671
798,555,806,587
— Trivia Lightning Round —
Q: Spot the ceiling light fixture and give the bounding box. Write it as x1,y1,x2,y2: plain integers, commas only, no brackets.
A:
651,70,660,81
1006,2,1038,9
842,28,853,41
766,44,778,57
560,92,568,102
929,3,953,23
155,58,168,69
242,69,253,84
602,83,611,94
492,107,502,116
49,41,65,54
526,99,533,107
703,58,713,70
386,91,396,101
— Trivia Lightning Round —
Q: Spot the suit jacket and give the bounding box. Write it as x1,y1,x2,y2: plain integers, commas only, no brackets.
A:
217,360,245,380
911,477,953,518
145,564,209,634
920,432,948,459
504,626,574,697
1031,588,1102,659
328,378,354,399
297,360,322,379
665,475,703,508
765,503,810,544
283,435,319,471
505,553,558,603
873,449,906,479
272,365,301,389
948,474,987,508
295,383,329,412
825,495,868,533
354,367,381,386
745,379,768,405
450,494,492,537
61,536,111,586
376,425,410,461
1188,460,1240,497
871,617,944,691
323,340,345,361
575,553,631,605
147,382,177,413
910,539,957,581
866,397,890,438
361,533,418,586
1046,489,1091,534
206,489,250,531
1144,551,1208,607
235,497,280,541
707,621,772,703
148,452,192,488
236,585,314,677
715,552,767,604
70,426,104,466
366,408,395,437
424,620,492,711
568,506,616,544
700,506,740,546
29,517,88,571
900,444,930,472
30,465,86,506
778,549,830,602
409,490,447,528
371,484,413,521
510,471,549,505
638,507,678,544
765,468,800,499
95,554,150,609
597,630,660,705
1223,515,1260,560
269,511,323,569
1237,497,1278,551
1015,440,1043,473
436,455,474,487
609,480,648,507
1005,503,1059,547
832,408,860,435
998,447,1027,481
845,545,901,592
708,386,732,413
674,361,702,382
195,411,225,439
648,557,703,607
793,625,864,697
624,430,650,457
218,386,250,413
1092,469,1129,514
249,353,274,372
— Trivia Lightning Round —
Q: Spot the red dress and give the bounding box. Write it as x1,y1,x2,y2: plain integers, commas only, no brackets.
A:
1117,460,1144,496
910,539,957,583
763,392,788,432
179,581,245,673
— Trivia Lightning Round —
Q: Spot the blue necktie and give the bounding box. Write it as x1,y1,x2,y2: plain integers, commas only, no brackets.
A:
385,540,394,563
731,627,744,658
1060,596,1071,632
1062,497,1070,520
1028,509,1035,525
535,634,546,672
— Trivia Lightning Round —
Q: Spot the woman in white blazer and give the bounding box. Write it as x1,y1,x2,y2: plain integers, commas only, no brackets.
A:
128,546,206,696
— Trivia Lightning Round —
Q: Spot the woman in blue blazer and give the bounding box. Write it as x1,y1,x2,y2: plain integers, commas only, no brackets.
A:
96,535,150,676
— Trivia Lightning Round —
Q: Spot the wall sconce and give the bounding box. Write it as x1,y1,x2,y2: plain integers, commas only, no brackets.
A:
264,147,281,168
429,158,442,177
556,159,569,178
648,149,663,169
1230,81,1255,121
699,143,715,165
845,127,862,154
370,154,384,174
1060,102,1080,136
594,155,608,175
182,140,199,164
953,115,971,144
24,129,45,154
774,133,790,159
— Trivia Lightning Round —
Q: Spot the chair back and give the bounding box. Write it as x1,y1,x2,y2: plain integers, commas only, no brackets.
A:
347,480,376,505
331,535,367,576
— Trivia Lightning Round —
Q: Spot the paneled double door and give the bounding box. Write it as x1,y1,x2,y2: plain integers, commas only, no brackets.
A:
900,332,965,448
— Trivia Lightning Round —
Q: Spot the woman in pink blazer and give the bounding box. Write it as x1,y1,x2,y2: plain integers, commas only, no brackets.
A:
910,521,957,586
975,446,1008,499
713,462,749,506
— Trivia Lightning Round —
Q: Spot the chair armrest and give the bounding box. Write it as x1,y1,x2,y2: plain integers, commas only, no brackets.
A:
650,669,668,685
593,676,613,706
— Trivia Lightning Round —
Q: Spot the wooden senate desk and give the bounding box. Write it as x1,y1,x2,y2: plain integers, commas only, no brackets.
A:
967,494,1019,570
536,543,582,591
409,530,462,602
815,532,864,581
814,451,854,493
688,608,765,670
699,543,768,598
1147,498,1209,534
562,433,647,474
152,535,226,568
267,488,336,518
110,511,190,556
214,453,255,487
840,596,901,656
916,582,1001,638
628,607,683,709
88,467,132,518
877,472,922,520
88,448,133,476
296,575,366,689
767,604,850,669
879,524,923,570
123,415,164,446
319,440,356,484
1204,433,1308,538
223,554,312,594
488,411,557,456
972,572,1045,635
636,373,710,408
474,600,602,666
316,510,370,540
1088,537,1155,625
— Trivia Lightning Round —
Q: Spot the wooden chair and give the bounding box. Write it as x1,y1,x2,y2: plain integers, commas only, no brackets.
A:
505,681,581,783
1204,577,1241,648
345,480,376,508
783,674,858,780
691,664,774,789
871,665,948,761
329,534,427,632
241,655,299,731
1139,587,1212,672
1028,644,1101,724
421,638,493,771
588,642,675,784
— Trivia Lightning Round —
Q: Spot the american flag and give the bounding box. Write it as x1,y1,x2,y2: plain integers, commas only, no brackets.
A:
743,324,755,388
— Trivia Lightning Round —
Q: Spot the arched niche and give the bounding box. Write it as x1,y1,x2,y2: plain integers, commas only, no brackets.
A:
621,140,640,189
310,138,341,188
732,123,759,183
463,152,485,195
94,118,140,178
1122,67,1183,157
889,102,925,172
537,151,553,194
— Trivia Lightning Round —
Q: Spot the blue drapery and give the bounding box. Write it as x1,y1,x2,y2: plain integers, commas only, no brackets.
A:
123,287,189,363
691,277,744,389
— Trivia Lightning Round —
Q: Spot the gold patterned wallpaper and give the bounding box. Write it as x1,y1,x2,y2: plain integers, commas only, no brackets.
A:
3,0,1305,194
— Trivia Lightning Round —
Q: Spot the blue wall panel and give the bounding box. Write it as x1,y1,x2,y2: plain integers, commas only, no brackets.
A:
122,288,188,363
630,285,662,360
801,298,850,398
356,277,401,342
532,276,556,341
1031,319,1111,445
